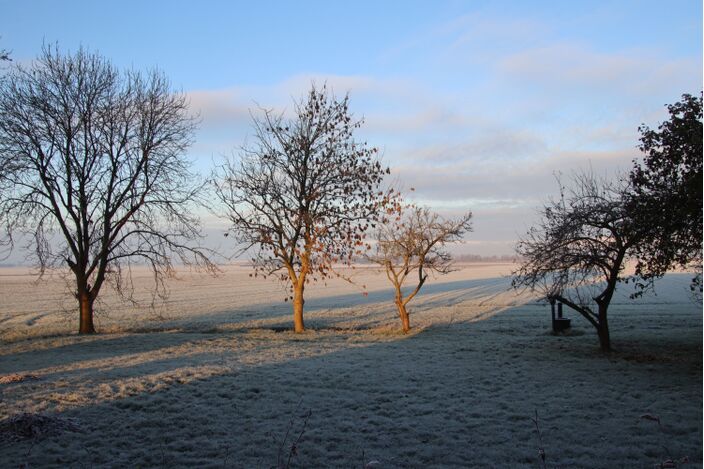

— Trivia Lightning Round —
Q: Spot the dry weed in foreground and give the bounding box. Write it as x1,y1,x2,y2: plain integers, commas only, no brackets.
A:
529,410,692,469
273,401,312,469
639,414,690,469
270,407,382,469
531,409,552,469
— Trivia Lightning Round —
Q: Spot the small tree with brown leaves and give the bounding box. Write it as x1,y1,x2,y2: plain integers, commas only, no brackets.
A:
511,172,640,352
0,46,214,334
369,204,472,333
213,85,391,333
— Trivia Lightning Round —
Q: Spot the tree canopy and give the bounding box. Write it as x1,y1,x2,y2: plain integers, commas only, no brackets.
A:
0,46,213,333
512,172,638,351
629,93,703,292
369,204,472,332
214,84,391,332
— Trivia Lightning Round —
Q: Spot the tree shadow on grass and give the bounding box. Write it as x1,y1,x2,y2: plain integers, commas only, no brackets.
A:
4,272,698,378
1,297,701,468
0,275,514,374
159,275,517,330
0,332,220,374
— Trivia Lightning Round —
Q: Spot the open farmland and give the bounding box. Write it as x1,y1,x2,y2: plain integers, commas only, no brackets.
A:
0,264,701,468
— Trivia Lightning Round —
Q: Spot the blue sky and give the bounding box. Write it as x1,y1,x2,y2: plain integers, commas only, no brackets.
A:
1,1,702,255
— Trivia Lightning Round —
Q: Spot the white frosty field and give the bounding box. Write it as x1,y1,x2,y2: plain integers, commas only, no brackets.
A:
0,264,701,468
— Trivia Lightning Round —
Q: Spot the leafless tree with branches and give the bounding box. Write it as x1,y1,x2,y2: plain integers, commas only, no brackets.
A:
0,41,11,257
213,84,391,333
511,171,640,352
0,45,214,334
368,203,472,333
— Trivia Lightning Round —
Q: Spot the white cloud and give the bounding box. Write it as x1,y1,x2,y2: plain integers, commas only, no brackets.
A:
187,88,254,126
379,10,549,66
389,144,635,205
497,43,701,99
186,33,699,255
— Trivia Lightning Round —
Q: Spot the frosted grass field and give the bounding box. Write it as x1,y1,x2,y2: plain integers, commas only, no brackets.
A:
0,264,701,468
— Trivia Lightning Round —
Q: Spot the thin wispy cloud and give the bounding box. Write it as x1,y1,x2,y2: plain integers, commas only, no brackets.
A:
498,43,700,97
187,88,252,126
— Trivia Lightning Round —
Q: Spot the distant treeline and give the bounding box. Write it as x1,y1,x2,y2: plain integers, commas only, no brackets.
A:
453,254,522,263
343,253,520,265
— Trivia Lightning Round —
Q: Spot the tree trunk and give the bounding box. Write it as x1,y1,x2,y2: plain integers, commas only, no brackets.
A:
396,300,411,333
555,294,612,352
293,283,305,333
596,303,610,352
78,289,96,334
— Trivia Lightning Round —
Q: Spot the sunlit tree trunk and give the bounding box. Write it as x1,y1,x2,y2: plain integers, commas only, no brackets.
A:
293,281,305,333
394,286,411,333
78,288,96,334
396,301,411,333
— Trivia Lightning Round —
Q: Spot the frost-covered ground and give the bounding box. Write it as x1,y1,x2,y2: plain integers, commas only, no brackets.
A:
0,264,701,468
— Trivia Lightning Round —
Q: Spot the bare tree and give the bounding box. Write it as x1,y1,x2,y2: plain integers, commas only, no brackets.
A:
0,46,214,334
0,40,12,258
369,204,472,333
511,172,639,352
213,84,391,333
